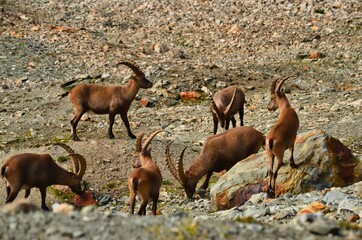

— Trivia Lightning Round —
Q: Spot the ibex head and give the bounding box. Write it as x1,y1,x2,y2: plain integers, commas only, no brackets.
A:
133,130,163,168
267,76,292,111
165,143,197,199
117,61,153,89
54,143,87,193
211,87,237,128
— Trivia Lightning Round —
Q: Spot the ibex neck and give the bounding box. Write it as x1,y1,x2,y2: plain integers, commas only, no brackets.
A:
188,159,209,183
125,79,141,99
54,168,74,186
278,96,291,113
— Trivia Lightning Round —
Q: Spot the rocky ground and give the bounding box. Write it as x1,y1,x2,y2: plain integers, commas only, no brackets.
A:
0,0,361,239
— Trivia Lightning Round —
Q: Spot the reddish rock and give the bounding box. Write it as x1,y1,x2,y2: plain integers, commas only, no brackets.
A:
179,91,201,100
73,191,97,207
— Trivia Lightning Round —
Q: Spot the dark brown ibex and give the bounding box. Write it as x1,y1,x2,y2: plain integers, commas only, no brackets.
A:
128,130,163,215
166,126,265,199
266,76,299,198
0,143,86,210
211,86,245,134
68,61,153,141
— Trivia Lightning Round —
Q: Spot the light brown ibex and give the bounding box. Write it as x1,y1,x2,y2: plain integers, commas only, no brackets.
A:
128,130,163,215
166,126,265,199
211,86,245,134
0,143,86,210
266,76,299,198
68,61,153,141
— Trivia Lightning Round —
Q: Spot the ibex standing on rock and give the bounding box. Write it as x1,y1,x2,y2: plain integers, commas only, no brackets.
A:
0,143,86,210
68,61,153,141
166,126,265,199
128,130,163,215
211,86,245,134
266,76,299,198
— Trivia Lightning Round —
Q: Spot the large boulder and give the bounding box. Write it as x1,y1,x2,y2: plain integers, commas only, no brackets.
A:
210,130,362,210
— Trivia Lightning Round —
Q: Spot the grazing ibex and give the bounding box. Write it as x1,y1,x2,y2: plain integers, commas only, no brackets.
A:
266,76,299,198
0,143,86,210
211,86,245,134
128,130,163,215
68,61,153,141
166,126,265,199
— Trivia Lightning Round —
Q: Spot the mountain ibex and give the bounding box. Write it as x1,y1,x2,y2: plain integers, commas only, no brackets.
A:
68,61,153,141
128,130,163,215
211,86,245,134
266,76,299,198
166,126,265,199
0,143,86,210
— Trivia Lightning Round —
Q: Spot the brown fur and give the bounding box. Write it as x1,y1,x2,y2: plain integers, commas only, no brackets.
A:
128,130,163,215
166,126,265,199
265,76,299,198
68,61,153,141
211,86,245,134
0,145,86,210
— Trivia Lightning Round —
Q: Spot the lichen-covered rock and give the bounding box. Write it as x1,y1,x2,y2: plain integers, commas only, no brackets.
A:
211,130,362,210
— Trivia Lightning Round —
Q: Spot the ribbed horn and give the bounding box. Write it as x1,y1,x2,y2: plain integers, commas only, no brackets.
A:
135,133,144,153
141,130,163,154
117,61,143,76
223,86,237,115
276,75,293,93
177,147,188,185
68,154,87,178
165,142,182,184
54,143,75,155
270,78,279,94
211,99,221,117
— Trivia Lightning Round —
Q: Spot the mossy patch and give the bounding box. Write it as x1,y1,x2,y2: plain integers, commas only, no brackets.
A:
48,186,75,203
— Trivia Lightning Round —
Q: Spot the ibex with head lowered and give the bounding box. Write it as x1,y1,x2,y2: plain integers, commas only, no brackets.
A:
128,130,163,215
0,143,86,210
265,76,299,198
211,86,245,134
166,126,264,199
68,61,153,141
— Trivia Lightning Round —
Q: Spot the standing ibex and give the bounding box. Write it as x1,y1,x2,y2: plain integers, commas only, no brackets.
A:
68,61,153,141
128,130,163,215
166,126,265,199
0,143,86,210
211,86,245,134
265,76,299,198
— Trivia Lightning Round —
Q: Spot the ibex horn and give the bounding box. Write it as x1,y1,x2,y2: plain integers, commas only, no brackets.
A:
166,142,182,185
275,75,293,93
223,86,237,115
117,61,143,76
141,130,163,154
135,133,144,153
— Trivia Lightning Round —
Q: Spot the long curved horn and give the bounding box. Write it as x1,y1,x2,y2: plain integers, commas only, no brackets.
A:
165,142,182,184
270,78,279,94
177,147,188,185
54,143,75,155
117,61,143,76
275,75,293,93
135,133,144,153
211,99,221,116
54,143,79,172
68,153,87,178
223,86,237,115
141,130,163,154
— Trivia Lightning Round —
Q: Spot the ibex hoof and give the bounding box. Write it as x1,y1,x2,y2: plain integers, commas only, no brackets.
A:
266,189,275,198
73,136,81,141
290,162,297,168
129,134,136,139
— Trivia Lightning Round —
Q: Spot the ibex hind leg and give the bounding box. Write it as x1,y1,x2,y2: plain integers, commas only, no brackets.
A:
239,105,244,126
289,145,297,168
